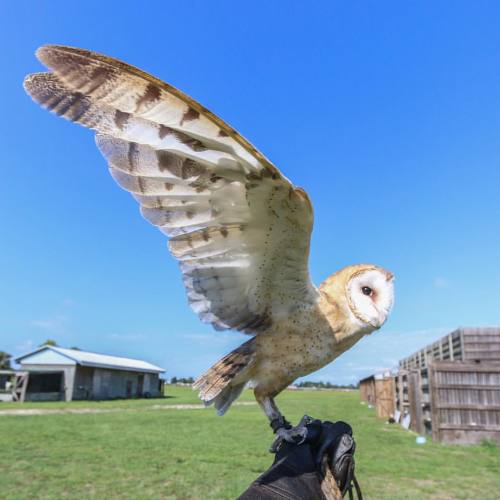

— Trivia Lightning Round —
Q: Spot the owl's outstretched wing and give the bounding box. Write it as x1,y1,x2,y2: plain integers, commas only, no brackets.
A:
24,45,319,334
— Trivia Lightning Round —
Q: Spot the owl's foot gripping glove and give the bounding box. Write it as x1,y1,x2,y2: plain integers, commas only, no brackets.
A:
269,415,308,453
239,416,362,500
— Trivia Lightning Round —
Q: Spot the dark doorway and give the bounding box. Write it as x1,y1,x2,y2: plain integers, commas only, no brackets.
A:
26,372,64,401
137,374,144,397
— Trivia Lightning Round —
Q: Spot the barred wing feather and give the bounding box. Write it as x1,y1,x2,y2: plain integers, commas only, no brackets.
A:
24,45,318,333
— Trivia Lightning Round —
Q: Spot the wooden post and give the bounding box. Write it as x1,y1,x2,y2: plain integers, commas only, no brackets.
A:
408,370,423,434
428,363,440,442
12,372,29,403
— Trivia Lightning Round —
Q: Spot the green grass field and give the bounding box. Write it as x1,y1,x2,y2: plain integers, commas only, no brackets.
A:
1,387,499,499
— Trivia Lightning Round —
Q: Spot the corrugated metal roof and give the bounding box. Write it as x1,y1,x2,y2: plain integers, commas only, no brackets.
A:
16,346,165,373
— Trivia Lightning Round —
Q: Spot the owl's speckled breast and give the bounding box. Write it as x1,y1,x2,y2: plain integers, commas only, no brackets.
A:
250,296,367,395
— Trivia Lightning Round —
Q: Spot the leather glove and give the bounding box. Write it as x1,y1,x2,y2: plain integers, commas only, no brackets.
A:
238,417,361,500
305,419,357,495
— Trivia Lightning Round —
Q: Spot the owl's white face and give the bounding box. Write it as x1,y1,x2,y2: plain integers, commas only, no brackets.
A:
346,268,394,329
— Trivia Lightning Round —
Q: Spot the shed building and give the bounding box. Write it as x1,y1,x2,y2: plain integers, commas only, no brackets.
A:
394,327,500,444
359,372,395,419
15,346,165,402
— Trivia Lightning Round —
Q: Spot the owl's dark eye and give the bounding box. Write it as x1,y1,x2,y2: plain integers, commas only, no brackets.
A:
362,286,373,296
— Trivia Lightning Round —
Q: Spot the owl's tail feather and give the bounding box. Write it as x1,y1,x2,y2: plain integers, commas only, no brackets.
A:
193,338,255,415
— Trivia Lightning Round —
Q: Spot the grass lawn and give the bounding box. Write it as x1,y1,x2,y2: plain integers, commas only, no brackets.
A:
1,386,499,499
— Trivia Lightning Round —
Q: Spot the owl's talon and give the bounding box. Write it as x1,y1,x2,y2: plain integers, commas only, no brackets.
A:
269,424,308,453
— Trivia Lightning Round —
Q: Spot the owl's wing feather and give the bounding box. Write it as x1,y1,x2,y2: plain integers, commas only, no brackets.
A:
24,45,319,334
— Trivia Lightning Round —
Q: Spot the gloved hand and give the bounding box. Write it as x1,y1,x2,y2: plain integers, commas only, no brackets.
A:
239,416,361,500
301,418,357,495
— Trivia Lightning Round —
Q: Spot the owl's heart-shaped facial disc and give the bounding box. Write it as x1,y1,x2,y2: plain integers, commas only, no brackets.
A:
346,267,394,329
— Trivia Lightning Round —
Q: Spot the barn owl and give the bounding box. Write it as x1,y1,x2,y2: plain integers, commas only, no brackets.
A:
24,46,394,444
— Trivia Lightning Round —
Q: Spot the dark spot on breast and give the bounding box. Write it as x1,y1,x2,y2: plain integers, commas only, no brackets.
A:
114,110,130,130
136,83,161,111
164,182,174,191
181,107,200,125
202,230,210,242
220,227,228,238
186,211,194,219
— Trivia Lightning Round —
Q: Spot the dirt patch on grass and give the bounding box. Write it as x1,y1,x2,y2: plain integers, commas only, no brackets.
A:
0,401,256,416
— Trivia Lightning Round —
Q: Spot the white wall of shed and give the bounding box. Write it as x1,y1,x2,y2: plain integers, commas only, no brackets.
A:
19,349,76,366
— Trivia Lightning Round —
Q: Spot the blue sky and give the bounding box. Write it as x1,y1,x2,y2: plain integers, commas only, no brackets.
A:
1,1,499,384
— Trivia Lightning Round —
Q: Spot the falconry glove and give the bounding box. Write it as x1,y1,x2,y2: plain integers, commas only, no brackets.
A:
239,417,362,499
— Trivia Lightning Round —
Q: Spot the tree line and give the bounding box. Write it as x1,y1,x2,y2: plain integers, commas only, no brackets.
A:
169,376,195,384
0,351,11,370
296,380,359,389
167,376,358,389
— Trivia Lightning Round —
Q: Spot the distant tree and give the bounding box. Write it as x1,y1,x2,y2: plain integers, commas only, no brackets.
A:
70,346,81,350
297,380,357,390
40,339,58,347
0,351,12,370
169,376,194,384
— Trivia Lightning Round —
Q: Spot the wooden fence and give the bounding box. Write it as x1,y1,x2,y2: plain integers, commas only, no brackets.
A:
428,362,500,444
399,327,500,371
393,362,500,443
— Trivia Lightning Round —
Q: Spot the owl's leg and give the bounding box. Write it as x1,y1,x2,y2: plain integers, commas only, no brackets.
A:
255,392,308,452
